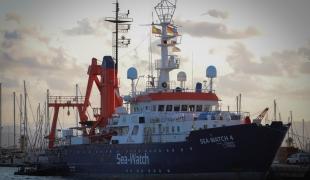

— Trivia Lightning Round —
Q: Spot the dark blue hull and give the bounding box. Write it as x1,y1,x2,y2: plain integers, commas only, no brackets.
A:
46,122,288,177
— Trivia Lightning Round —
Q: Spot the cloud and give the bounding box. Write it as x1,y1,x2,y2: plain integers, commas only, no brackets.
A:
201,9,229,19
63,18,95,36
226,42,310,77
5,12,21,24
0,26,85,93
4,30,22,40
175,19,259,39
216,42,310,101
62,17,115,37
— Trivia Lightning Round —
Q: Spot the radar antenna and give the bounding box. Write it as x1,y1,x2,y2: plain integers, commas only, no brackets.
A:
105,0,133,71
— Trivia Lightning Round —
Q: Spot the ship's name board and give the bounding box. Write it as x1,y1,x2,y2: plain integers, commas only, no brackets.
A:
116,153,150,165
200,135,234,145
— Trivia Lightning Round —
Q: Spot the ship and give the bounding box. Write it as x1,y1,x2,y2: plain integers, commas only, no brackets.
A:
30,0,290,179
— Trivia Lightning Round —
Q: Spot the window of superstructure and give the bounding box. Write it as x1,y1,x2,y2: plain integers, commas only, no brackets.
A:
132,125,139,135
177,126,180,132
196,105,202,112
158,105,165,111
166,105,173,111
152,105,156,111
203,105,211,112
174,105,180,111
181,105,188,111
172,126,175,133
189,105,195,112
158,124,162,133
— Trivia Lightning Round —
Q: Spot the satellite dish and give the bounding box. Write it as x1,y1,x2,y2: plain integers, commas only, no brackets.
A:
127,67,138,80
123,95,132,102
177,71,187,81
206,66,217,78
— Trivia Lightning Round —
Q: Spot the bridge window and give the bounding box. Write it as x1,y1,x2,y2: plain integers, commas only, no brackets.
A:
189,105,195,112
196,105,202,112
172,126,175,133
203,105,211,111
181,105,188,111
174,105,180,111
166,105,173,111
158,105,165,111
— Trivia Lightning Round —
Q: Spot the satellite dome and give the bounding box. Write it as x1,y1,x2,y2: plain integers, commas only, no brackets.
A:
127,67,138,80
177,71,187,81
206,66,217,78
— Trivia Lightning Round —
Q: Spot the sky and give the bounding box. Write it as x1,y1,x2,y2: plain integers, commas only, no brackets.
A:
0,0,310,146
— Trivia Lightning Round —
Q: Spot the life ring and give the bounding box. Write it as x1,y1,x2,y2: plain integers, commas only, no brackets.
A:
162,82,167,88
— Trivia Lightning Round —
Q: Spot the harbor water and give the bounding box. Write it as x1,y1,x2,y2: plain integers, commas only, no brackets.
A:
0,167,69,180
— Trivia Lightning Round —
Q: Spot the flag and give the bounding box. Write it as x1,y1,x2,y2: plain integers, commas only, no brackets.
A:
167,25,179,36
172,46,181,52
152,25,161,34
170,40,177,45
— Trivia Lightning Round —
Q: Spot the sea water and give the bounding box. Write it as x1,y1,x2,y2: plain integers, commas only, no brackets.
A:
0,167,70,180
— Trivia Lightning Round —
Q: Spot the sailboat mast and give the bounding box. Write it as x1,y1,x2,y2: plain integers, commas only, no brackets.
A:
13,91,16,147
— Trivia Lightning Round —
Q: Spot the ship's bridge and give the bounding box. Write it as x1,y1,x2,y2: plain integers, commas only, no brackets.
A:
129,91,219,113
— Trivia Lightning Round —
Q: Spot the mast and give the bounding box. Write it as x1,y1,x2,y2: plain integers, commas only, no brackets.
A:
105,0,132,72
302,118,304,150
154,0,179,89
13,91,16,147
75,84,78,135
239,94,242,113
46,89,50,135
273,99,277,121
23,80,27,147
19,94,22,147
0,83,2,148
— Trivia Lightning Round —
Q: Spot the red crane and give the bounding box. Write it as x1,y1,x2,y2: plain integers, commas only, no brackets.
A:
252,107,269,125
47,56,122,149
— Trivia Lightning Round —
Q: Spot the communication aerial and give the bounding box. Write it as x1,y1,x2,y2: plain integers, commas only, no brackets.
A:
105,0,133,71
206,66,217,92
177,71,186,88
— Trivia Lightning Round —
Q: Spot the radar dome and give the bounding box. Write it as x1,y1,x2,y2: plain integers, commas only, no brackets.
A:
206,66,217,78
127,67,138,80
177,71,187,81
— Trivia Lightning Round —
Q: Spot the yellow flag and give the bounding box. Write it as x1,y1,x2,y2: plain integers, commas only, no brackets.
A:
167,25,178,36
152,25,161,34
172,46,181,52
